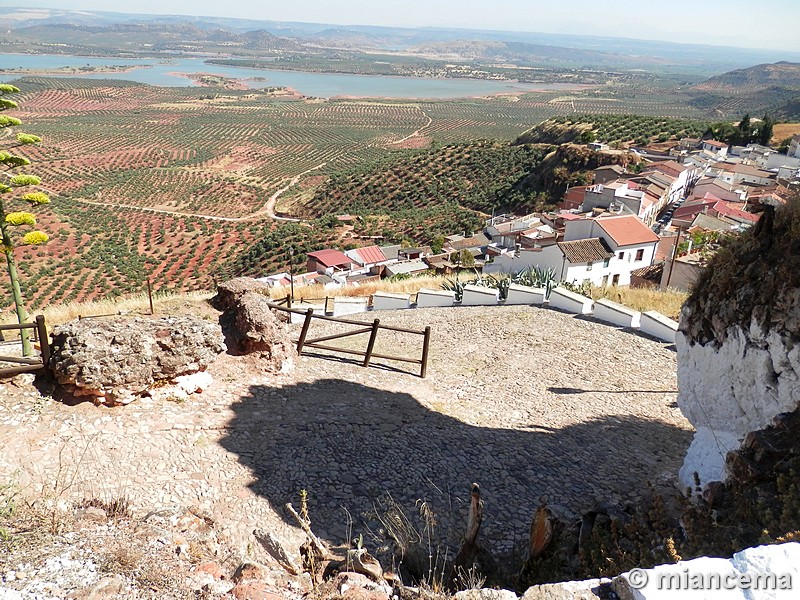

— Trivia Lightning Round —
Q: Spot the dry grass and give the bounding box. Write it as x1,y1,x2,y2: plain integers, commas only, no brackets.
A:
0,291,215,328
772,123,800,145
268,275,449,302
591,286,688,320
3,276,687,332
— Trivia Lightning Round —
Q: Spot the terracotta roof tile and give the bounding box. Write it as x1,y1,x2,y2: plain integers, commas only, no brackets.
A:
595,215,660,247
557,238,613,264
353,245,387,265
307,249,353,268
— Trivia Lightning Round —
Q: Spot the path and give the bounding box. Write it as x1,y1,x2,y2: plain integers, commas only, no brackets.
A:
389,107,432,146
0,304,691,564
66,161,328,223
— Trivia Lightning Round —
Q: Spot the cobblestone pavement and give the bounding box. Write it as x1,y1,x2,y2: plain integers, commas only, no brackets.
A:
0,305,692,561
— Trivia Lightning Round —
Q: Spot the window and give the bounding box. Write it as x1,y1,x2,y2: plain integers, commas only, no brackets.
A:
635,249,644,261
603,257,610,268
618,251,624,260
586,262,593,271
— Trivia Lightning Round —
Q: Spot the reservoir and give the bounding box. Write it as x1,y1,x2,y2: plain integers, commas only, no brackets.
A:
0,53,583,98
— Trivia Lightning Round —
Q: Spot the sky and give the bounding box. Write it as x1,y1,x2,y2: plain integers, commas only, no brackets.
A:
4,0,800,51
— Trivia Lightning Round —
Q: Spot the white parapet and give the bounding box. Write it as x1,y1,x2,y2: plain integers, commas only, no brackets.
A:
461,284,499,306
548,287,593,315
505,284,547,306
415,288,456,308
639,310,678,343
593,298,641,328
288,303,325,324
332,296,369,316
372,291,411,311
614,542,800,600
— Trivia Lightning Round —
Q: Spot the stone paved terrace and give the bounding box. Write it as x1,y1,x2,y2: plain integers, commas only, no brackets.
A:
0,304,692,562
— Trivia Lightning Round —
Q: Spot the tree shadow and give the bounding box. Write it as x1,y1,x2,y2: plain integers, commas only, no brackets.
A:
218,378,691,564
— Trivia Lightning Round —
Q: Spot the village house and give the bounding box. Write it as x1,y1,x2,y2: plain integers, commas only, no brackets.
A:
306,249,356,276
701,139,729,157
344,245,393,276
484,213,659,287
579,180,663,226
788,135,800,159
714,163,776,187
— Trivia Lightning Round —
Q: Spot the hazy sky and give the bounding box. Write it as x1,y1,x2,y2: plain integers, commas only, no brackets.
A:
7,0,800,51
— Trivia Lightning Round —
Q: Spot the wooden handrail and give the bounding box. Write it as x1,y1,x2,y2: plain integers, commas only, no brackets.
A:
273,302,431,377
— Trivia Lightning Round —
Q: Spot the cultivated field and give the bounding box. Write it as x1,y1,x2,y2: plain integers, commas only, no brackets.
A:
3,76,712,311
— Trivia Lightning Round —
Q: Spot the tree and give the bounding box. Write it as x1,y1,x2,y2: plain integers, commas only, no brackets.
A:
756,114,774,146
734,113,752,146
457,249,475,267
0,84,50,355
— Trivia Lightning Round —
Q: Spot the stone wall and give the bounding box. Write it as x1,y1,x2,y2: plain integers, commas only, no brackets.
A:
676,204,800,488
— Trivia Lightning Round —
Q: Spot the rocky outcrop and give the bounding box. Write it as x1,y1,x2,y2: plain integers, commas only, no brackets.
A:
212,277,272,312
676,204,800,488
213,278,295,372
49,315,226,405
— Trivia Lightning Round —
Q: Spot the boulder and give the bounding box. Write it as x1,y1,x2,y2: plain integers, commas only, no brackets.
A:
213,278,296,372
49,315,225,405
212,277,271,311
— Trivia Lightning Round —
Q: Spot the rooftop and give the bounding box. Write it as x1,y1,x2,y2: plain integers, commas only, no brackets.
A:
557,238,613,264
307,249,353,268
349,245,387,265
595,214,660,247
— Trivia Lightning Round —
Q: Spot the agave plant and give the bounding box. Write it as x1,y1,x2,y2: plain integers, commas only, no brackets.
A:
512,265,556,298
441,276,466,302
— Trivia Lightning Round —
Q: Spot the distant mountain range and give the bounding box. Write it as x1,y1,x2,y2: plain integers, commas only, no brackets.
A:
3,6,800,76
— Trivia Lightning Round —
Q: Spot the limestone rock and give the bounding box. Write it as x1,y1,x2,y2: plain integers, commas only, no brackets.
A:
520,579,610,599
212,277,271,311
455,589,518,600
49,315,225,405
213,278,296,372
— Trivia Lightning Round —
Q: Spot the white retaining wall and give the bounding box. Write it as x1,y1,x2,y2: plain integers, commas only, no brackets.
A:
505,284,547,306
333,297,369,317
639,310,679,343
548,287,594,315
288,303,326,324
415,288,457,308
461,284,499,306
372,291,411,311
593,298,641,328
284,290,677,351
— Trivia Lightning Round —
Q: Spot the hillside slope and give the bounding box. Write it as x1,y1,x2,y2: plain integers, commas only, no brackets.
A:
690,61,800,119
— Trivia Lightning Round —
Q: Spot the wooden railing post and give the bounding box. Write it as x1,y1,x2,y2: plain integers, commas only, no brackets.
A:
420,326,431,378
35,315,50,366
147,278,154,315
286,293,292,309
296,308,314,355
363,319,380,367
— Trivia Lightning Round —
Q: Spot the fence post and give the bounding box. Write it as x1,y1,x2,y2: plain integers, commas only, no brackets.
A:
324,296,331,315
35,315,50,366
147,278,154,315
420,326,431,378
363,319,380,367
286,293,292,309
296,308,314,355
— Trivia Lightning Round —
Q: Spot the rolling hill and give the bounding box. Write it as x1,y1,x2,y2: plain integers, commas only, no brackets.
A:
690,61,800,119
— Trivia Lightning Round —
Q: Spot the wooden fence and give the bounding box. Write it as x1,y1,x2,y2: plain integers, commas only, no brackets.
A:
0,315,50,377
268,303,431,378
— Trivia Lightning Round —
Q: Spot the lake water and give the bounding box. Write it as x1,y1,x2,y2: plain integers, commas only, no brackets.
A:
0,53,580,99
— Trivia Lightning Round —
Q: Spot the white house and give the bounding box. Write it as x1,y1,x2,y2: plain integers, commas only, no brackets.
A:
788,135,800,159
484,214,659,287
701,139,729,157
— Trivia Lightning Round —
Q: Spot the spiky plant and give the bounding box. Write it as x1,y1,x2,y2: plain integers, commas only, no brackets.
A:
0,84,50,355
